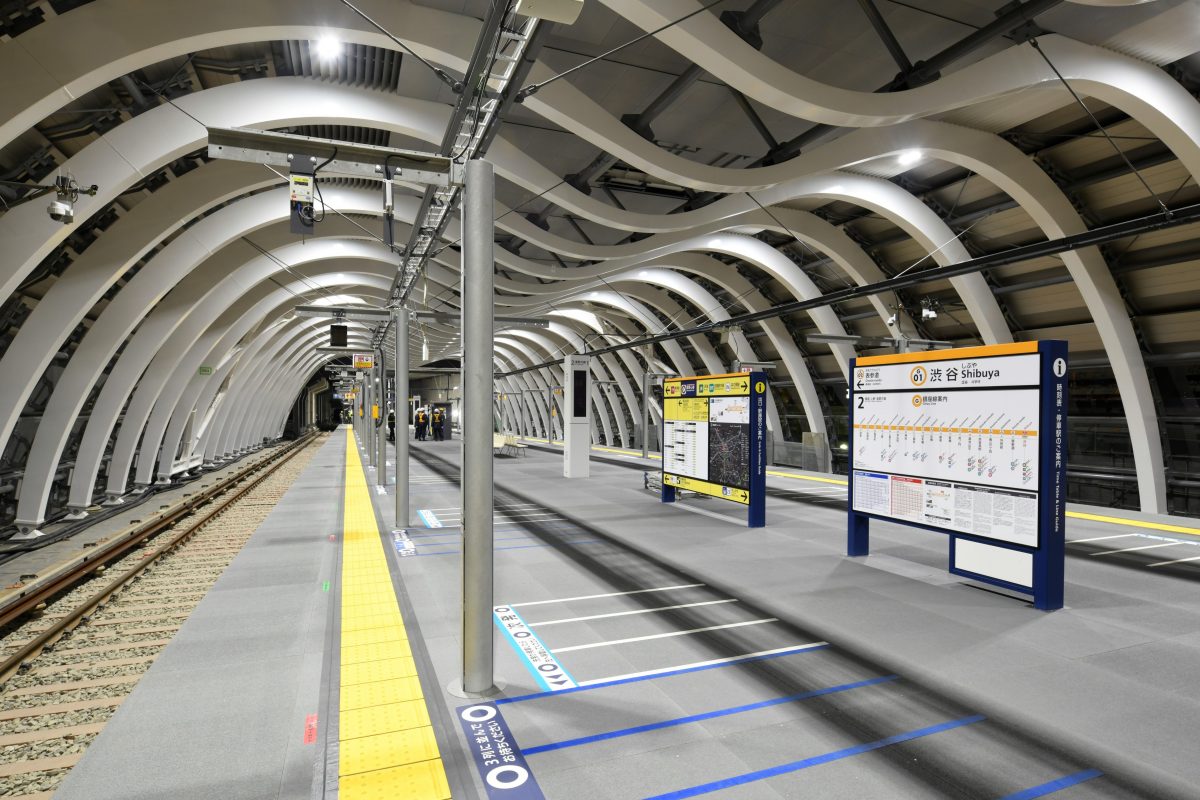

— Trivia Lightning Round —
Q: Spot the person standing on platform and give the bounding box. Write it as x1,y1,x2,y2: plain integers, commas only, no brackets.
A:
415,407,428,441
387,410,395,442
432,407,445,441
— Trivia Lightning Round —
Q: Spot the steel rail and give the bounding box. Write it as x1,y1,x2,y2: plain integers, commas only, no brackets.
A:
0,432,319,684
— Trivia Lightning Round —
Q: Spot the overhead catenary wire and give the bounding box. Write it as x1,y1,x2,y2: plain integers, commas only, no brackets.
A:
1030,37,1171,218
496,197,1200,377
515,0,730,101
336,0,464,92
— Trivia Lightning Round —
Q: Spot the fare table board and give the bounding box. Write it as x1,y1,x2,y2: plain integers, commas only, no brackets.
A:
660,372,768,527
847,341,1068,610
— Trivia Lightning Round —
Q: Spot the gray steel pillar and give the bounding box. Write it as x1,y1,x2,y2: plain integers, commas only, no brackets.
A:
376,358,386,487
641,370,651,459
462,159,495,695
366,372,376,467
358,379,366,450
395,307,410,528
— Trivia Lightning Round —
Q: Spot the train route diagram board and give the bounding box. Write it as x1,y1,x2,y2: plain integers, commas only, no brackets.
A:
847,341,1068,610
850,349,1042,546
661,372,768,527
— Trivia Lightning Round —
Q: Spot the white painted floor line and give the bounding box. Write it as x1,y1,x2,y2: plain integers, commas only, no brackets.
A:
666,502,745,524
431,514,565,524
1090,542,1186,556
1071,534,1140,544
507,583,706,609
529,599,737,627
551,618,778,653
422,503,543,512
1148,554,1200,567
576,642,828,686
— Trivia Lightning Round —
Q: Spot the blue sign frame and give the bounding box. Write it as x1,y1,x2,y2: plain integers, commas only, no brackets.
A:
661,372,768,528
846,342,1067,611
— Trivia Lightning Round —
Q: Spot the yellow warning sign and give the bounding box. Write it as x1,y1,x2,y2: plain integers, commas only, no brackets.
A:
664,398,708,422
663,474,750,504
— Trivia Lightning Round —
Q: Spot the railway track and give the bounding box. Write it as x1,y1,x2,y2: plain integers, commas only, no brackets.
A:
0,433,325,798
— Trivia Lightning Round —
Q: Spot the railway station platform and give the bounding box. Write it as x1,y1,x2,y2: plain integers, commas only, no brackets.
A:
55,427,1200,799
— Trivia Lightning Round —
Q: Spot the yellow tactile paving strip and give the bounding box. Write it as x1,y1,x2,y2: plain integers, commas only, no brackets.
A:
339,431,452,799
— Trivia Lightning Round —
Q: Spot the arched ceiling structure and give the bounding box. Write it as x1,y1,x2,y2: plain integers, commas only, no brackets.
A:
2,0,1200,537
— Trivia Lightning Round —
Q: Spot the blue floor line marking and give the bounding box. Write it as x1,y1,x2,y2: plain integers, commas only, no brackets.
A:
413,540,604,556
523,675,898,756
999,769,1103,800
496,642,830,706
643,714,986,800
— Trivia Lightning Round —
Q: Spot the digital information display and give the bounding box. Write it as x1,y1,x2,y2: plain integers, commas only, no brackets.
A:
660,372,767,528
847,341,1068,610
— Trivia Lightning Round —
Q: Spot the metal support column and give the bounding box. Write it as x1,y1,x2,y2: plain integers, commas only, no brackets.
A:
376,358,387,487
641,371,652,459
365,375,374,465
461,159,494,695
395,307,410,527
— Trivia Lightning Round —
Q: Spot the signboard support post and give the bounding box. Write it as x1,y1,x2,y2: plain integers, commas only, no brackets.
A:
461,159,495,695
394,307,410,528
846,341,1067,610
848,514,869,556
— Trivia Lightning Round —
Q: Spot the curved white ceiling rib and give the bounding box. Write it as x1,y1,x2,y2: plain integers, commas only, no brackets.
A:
13,189,397,520
206,307,388,460
592,2,1199,134
0,163,279,466
135,273,392,489
0,0,477,152
498,327,629,446
0,75,1007,354
645,252,830,439
0,0,1184,517
86,257,392,506
493,331,617,444
5,3,1197,196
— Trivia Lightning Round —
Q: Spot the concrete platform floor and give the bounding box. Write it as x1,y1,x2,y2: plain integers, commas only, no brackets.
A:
382,436,1200,799
54,429,1200,799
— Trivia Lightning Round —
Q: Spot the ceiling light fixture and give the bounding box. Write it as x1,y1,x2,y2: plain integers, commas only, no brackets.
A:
315,35,342,61
898,149,923,167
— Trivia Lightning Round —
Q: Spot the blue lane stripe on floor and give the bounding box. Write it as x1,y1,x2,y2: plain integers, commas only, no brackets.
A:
497,642,830,706
643,715,986,800
999,769,1103,800
523,675,898,756
413,540,604,556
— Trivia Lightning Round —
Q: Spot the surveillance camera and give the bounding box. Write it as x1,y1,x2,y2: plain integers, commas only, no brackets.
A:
886,314,897,327
922,307,938,320
47,199,74,224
